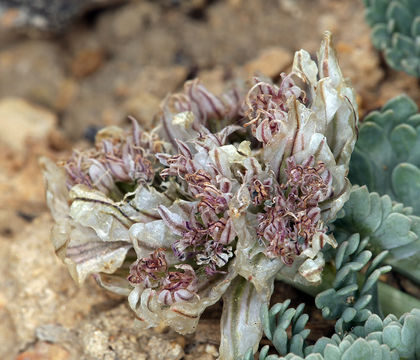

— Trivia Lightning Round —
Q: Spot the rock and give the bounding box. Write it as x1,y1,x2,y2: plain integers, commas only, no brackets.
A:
243,47,293,78
110,4,146,40
75,303,187,360
0,98,56,154
184,344,218,360
16,342,70,360
123,91,161,130
70,48,105,78
197,67,227,96
0,297,16,359
0,214,115,359
0,0,127,31
95,2,162,50
120,65,188,129
0,41,66,109
204,344,219,357
55,79,79,112
335,37,383,93
127,65,188,99
370,71,420,114
61,80,125,140
145,336,185,360
83,329,111,359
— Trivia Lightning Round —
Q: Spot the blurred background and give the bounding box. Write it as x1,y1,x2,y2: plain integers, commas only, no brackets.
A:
0,1,419,359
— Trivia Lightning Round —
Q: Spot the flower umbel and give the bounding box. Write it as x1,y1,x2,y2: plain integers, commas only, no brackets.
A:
158,135,237,275
42,32,358,360
158,264,198,305
257,156,332,263
128,249,168,288
245,73,304,144
128,249,198,306
63,119,162,198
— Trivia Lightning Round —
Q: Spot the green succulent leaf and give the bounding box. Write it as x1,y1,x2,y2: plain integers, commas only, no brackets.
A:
349,94,420,215
363,0,420,76
256,232,420,360
315,234,390,329
333,185,420,284
238,303,420,360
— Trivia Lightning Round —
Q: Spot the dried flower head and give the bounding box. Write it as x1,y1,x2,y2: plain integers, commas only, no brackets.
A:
158,264,198,305
245,73,305,143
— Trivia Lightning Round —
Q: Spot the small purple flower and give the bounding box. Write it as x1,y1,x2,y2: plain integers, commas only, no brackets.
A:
128,249,168,288
102,138,154,184
128,251,198,306
249,178,273,206
63,119,160,196
159,79,246,147
196,240,233,275
158,139,237,274
63,150,95,190
244,73,304,144
158,264,198,305
256,156,332,263
158,134,236,274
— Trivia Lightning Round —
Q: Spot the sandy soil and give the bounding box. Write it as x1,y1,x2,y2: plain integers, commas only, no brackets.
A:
0,0,419,359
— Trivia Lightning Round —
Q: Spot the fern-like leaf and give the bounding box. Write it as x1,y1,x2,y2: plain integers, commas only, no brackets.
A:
239,305,420,360
349,95,420,215
315,233,391,334
333,185,420,284
363,0,420,76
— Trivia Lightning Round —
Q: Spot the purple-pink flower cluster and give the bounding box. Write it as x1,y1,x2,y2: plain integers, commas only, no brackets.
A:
63,119,160,195
158,140,236,276
256,156,332,263
128,249,198,306
245,73,303,144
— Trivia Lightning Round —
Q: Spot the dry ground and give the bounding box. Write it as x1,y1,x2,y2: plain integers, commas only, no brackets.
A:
0,0,419,359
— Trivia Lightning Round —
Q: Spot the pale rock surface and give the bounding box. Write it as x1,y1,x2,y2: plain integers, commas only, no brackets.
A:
0,97,56,153
243,47,293,78
0,41,66,109
0,214,114,360
197,67,227,96
123,91,161,130
127,65,188,99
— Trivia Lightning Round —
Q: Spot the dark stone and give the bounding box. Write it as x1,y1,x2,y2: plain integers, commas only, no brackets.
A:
0,0,126,31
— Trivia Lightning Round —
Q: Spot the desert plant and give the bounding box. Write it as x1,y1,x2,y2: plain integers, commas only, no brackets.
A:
349,95,420,215
363,0,420,76
42,31,420,360
241,234,420,360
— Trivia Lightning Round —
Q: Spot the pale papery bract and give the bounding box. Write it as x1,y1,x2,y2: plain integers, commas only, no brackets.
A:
219,32,357,359
42,32,358,360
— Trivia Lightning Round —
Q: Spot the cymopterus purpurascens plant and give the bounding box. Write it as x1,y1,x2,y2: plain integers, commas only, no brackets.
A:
42,31,420,359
